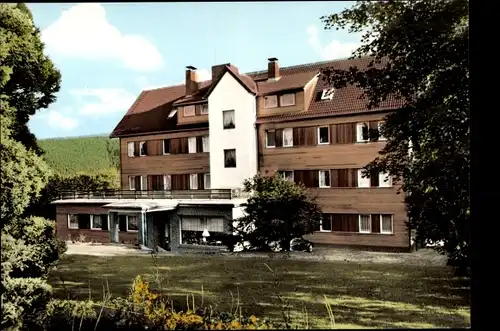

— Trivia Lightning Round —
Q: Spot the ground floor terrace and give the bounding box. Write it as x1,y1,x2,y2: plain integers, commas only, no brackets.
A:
52,189,412,252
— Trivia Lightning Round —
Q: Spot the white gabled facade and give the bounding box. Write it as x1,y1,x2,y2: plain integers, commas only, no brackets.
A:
208,71,258,190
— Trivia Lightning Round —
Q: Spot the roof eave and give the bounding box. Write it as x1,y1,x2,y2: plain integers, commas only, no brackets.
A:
205,68,257,98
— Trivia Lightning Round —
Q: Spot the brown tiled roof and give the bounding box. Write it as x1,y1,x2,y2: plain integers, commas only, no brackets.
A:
110,56,404,137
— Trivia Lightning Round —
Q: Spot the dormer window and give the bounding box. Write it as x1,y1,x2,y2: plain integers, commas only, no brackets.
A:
280,93,296,107
201,103,209,115
183,105,195,117
321,88,335,100
264,95,278,108
168,109,177,118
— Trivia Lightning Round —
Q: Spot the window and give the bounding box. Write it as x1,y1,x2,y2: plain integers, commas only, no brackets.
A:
168,109,177,118
282,128,293,147
140,176,147,191
183,105,195,117
378,172,392,187
163,174,171,190
320,214,332,231
264,95,278,108
68,214,79,229
278,171,294,181
356,122,369,142
280,93,296,107
266,130,276,148
224,149,236,168
128,176,136,191
318,126,330,144
127,142,135,157
127,215,139,232
201,103,209,115
189,174,198,190
181,217,226,246
381,215,393,234
378,121,387,141
140,141,147,156
223,110,235,129
204,173,211,189
319,170,330,188
163,139,170,154
359,214,372,233
321,88,335,100
357,169,371,188
91,214,108,230
188,137,197,154
202,136,209,152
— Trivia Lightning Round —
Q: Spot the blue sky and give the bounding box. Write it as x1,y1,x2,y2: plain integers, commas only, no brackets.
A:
27,2,362,139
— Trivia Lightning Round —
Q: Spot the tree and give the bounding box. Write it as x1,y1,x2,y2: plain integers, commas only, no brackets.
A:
1,4,65,330
0,3,61,155
321,0,469,274
234,174,322,251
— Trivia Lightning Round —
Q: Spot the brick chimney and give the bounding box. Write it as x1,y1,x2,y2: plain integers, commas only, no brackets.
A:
211,63,231,82
267,57,280,80
185,66,199,95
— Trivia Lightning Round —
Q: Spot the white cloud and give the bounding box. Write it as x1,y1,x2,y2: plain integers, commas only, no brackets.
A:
136,68,211,91
307,25,361,60
41,4,164,72
43,110,79,131
197,69,212,82
69,88,136,116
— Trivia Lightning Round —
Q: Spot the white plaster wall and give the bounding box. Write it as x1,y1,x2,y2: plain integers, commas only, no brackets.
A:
208,72,258,189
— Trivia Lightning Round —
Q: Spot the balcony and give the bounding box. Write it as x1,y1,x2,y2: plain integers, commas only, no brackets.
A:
55,189,250,201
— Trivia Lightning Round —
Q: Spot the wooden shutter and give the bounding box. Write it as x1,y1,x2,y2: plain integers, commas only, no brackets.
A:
337,169,349,187
330,169,339,187
348,169,358,187
370,170,380,187
335,123,356,144
134,176,141,191
197,174,204,190
147,175,153,190
196,136,203,153
371,214,381,233
304,127,316,146
294,170,307,187
180,137,189,153
195,104,202,116
275,129,283,147
330,124,338,144
170,138,180,154
293,128,302,146
347,214,358,232
134,142,140,156
172,174,189,190
310,170,319,188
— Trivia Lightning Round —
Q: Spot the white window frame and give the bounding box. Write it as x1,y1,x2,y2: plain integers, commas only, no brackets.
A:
317,126,330,145
380,214,393,234
162,139,170,155
356,122,369,143
90,214,108,231
201,103,209,115
282,128,293,147
127,142,135,157
139,141,146,156
264,95,278,108
224,149,237,168
278,171,294,181
319,170,331,188
140,175,147,191
188,137,197,154
280,93,296,107
129,176,136,191
223,110,235,129
189,174,198,190
163,174,171,190
126,215,139,232
358,214,372,233
67,214,79,229
202,136,209,153
357,169,371,188
204,173,211,189
183,105,195,117
378,172,392,187
378,121,387,141
266,130,276,148
320,214,332,232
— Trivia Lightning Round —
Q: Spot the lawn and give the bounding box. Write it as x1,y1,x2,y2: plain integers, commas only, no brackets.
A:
49,254,470,329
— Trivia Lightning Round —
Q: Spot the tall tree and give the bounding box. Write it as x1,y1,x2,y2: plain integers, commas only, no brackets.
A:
234,174,322,251
0,3,61,155
1,4,65,330
321,0,469,273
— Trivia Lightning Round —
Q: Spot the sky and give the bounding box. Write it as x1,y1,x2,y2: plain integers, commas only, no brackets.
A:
27,2,363,139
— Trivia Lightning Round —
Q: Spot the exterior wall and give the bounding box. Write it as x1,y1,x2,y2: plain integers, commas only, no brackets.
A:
55,204,138,244
258,111,409,249
177,104,209,125
256,90,306,117
208,71,258,189
120,129,209,190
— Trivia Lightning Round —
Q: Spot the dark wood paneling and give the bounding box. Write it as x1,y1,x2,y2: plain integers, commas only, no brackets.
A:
196,136,203,153
197,174,204,190
333,123,356,144
371,214,381,233
172,174,189,190
331,214,358,232
275,129,283,147
293,127,316,146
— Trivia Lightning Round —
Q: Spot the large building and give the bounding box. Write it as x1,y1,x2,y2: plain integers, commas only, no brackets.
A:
52,57,410,252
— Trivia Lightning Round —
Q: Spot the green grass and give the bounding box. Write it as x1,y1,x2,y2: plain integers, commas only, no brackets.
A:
39,135,119,177
49,254,470,329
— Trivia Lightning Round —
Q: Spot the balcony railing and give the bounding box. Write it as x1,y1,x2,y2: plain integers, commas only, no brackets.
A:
55,189,238,201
